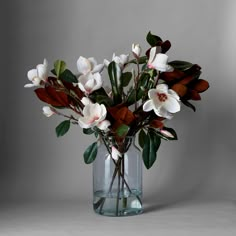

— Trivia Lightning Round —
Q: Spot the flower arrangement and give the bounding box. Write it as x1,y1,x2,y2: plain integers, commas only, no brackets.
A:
24,31,209,170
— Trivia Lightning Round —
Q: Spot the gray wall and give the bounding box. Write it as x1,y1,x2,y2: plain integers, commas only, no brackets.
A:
1,0,236,203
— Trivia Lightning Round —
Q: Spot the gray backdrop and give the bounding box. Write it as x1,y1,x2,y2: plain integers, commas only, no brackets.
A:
1,0,236,205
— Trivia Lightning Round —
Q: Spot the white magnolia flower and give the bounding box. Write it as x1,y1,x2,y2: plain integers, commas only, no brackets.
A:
104,53,129,69
78,103,110,130
147,47,173,72
77,56,104,75
109,146,122,161
132,43,142,58
42,106,55,117
24,59,48,88
78,72,103,94
143,84,181,119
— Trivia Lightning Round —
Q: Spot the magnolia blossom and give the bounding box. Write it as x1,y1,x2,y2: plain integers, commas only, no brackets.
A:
147,47,173,72
109,146,122,161
24,59,48,88
77,56,104,75
132,43,141,58
104,53,129,69
42,106,55,117
143,84,180,119
78,72,102,94
78,103,110,131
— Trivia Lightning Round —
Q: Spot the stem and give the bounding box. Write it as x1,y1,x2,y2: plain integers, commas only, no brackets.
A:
116,160,121,216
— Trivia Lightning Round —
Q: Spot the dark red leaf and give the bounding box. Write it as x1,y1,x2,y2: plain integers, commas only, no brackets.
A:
34,88,63,106
171,84,188,97
45,86,69,106
161,40,171,53
191,79,209,93
150,120,164,129
160,70,185,83
188,90,201,100
179,75,195,85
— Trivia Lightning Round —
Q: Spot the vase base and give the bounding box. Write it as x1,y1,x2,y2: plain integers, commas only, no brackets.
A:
93,190,143,217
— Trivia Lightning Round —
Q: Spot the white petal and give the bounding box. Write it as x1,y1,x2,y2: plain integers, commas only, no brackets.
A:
92,64,104,73
163,96,181,113
99,104,107,120
32,77,41,86
119,54,129,65
78,117,92,129
42,106,54,117
78,83,86,93
37,64,47,81
97,120,110,130
82,104,92,117
24,83,35,88
88,57,97,69
77,56,92,75
148,47,157,64
85,77,95,91
27,69,37,81
81,97,92,106
168,89,180,101
143,100,154,112
92,103,103,118
148,89,158,99
43,58,48,67
154,107,173,119
104,59,110,67
92,73,103,91
156,84,168,93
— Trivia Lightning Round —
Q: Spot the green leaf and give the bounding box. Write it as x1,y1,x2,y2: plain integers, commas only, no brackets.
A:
142,130,161,169
182,100,196,112
138,129,146,148
51,69,57,76
54,60,66,77
60,69,78,83
56,120,70,137
162,127,178,140
116,124,129,137
146,31,162,47
169,61,193,71
108,61,122,104
83,128,94,135
121,72,132,87
84,142,98,164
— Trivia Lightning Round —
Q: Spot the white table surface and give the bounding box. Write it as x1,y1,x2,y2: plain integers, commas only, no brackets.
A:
0,199,236,236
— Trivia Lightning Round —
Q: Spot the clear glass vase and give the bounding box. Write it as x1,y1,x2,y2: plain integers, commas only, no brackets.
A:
93,136,143,216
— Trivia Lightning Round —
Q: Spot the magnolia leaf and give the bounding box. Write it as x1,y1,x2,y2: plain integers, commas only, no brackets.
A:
182,100,196,112
192,79,209,93
35,88,63,107
169,61,193,71
108,61,122,104
138,129,146,149
121,72,132,87
83,128,94,135
146,31,162,47
161,127,178,140
116,124,129,137
60,69,78,83
84,142,98,164
54,60,66,77
56,120,70,137
171,84,188,97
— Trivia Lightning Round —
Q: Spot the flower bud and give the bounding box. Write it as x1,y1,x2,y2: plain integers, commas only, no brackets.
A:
132,43,142,58
42,106,55,117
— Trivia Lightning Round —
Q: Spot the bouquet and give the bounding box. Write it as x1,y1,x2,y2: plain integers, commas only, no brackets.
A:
24,31,209,169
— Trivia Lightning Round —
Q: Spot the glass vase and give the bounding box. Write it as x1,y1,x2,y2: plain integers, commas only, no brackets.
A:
93,136,143,216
